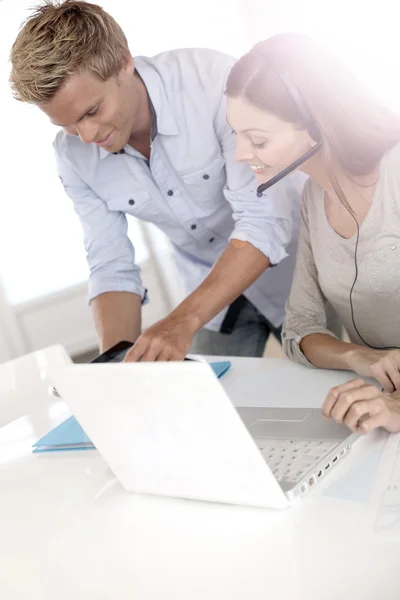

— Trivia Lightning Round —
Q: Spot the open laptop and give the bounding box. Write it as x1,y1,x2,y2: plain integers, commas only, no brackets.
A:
47,361,359,509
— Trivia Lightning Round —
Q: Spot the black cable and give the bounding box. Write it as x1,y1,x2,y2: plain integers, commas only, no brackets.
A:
346,206,399,351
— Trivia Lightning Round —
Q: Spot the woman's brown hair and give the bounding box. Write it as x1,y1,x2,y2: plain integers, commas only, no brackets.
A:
226,33,400,186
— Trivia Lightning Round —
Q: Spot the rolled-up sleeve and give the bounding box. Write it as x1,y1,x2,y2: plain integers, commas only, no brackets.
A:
282,192,338,367
226,174,305,266
54,142,146,304
213,85,305,266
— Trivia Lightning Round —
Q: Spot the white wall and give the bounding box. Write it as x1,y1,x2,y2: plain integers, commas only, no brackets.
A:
0,284,27,361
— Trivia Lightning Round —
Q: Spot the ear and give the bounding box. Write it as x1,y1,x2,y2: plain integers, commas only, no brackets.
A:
120,52,134,75
293,120,308,132
295,122,319,146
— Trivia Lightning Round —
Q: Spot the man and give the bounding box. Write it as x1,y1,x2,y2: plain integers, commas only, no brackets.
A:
10,0,305,361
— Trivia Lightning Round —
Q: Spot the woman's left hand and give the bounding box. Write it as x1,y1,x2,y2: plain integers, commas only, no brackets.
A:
322,379,400,434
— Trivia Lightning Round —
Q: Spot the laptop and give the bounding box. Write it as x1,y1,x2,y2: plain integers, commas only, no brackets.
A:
47,361,359,509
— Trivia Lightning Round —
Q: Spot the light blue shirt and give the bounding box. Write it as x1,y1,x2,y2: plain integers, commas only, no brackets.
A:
54,48,306,330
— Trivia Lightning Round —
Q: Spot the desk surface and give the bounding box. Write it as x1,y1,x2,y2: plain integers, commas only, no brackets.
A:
0,353,398,600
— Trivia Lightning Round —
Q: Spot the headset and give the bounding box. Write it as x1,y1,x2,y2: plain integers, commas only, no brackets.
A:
256,69,322,194
254,63,398,351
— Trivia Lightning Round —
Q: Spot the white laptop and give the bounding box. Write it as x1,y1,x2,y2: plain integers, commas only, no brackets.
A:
48,361,359,509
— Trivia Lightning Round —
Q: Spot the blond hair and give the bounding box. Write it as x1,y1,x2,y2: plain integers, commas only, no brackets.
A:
10,0,129,104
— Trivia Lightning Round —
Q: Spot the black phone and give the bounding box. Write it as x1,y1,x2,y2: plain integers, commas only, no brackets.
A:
90,341,196,363
90,341,134,363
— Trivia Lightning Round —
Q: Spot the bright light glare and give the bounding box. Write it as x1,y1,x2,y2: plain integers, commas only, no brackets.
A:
0,0,399,304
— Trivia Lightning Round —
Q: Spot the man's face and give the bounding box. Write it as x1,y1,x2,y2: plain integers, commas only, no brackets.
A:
40,56,140,152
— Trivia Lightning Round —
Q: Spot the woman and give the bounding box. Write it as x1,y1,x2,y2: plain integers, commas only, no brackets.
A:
226,33,400,434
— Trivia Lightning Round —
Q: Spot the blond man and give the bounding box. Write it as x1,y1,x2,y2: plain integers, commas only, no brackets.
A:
10,1,305,361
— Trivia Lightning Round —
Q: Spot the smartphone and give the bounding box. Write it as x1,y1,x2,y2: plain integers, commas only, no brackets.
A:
90,341,197,364
90,341,134,363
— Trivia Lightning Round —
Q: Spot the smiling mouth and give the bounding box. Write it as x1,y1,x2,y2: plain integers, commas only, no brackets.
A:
249,164,268,172
96,130,113,146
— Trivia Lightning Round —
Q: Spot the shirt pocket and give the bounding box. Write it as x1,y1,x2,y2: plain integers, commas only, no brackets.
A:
366,239,400,296
181,154,226,208
105,190,159,223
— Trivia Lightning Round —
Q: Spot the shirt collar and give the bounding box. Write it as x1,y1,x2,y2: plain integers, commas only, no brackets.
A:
99,55,179,160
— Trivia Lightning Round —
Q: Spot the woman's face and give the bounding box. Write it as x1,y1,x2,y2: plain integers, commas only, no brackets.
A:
226,95,315,184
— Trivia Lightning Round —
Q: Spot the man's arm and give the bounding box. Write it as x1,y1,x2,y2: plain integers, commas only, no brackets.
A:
166,241,269,331
92,292,142,352
54,135,146,352
126,241,269,361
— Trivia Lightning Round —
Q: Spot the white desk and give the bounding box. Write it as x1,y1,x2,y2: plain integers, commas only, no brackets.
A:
0,354,399,600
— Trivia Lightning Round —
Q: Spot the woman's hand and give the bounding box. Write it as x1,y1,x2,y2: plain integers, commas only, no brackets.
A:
322,379,400,434
345,348,400,393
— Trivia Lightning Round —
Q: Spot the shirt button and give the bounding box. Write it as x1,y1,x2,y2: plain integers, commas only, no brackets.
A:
203,174,210,180
128,199,135,205
191,224,197,230
167,190,174,196
257,192,263,198
391,244,397,250
209,237,215,243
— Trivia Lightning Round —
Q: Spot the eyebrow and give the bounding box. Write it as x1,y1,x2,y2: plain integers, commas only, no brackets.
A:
51,98,103,127
242,128,269,135
226,119,269,135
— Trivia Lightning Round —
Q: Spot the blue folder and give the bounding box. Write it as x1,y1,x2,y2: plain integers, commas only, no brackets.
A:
33,360,231,453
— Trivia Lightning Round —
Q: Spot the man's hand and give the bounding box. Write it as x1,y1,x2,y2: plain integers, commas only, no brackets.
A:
125,240,270,362
124,313,201,362
345,348,400,393
322,379,400,434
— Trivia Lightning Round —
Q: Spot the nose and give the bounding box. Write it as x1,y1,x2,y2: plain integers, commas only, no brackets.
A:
234,137,254,163
75,121,99,145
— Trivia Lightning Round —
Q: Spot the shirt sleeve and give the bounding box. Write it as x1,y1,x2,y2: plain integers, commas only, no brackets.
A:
282,190,338,366
54,140,147,304
213,78,306,266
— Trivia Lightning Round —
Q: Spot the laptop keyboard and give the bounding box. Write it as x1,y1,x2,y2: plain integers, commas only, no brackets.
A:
256,439,339,484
